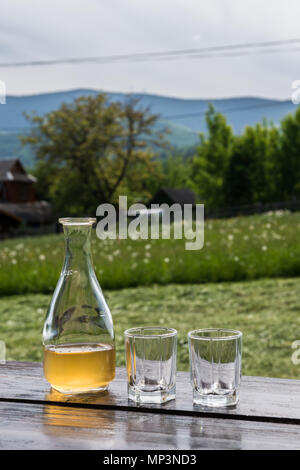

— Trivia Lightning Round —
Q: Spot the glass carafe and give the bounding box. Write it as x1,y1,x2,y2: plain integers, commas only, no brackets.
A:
43,218,115,394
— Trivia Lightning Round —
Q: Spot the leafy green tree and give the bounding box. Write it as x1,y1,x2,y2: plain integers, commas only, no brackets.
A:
224,122,281,206
262,124,282,201
162,153,194,190
192,104,233,207
22,94,166,214
118,157,164,205
223,137,253,206
277,107,300,200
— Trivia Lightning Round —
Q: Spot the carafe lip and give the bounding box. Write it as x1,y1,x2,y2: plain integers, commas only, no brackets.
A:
59,218,96,226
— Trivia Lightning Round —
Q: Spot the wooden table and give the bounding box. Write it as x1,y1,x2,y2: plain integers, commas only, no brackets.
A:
1,362,300,450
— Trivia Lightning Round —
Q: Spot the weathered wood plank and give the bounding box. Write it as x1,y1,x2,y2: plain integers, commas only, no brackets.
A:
1,362,300,424
1,401,300,450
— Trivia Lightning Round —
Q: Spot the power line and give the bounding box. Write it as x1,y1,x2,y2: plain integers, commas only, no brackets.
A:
164,100,295,121
171,46,300,62
1,38,300,68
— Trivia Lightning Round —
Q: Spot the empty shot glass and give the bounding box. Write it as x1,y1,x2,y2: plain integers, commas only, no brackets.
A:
188,329,242,408
125,327,177,404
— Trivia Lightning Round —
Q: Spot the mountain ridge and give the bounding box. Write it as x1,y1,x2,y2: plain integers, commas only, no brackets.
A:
0,88,297,166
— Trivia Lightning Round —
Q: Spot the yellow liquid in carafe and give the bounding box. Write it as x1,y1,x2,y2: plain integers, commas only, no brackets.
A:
43,343,115,393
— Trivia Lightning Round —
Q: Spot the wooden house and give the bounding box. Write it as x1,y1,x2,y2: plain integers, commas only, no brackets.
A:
0,159,53,232
150,187,196,207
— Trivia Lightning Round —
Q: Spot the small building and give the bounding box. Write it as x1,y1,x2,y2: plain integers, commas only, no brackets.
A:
0,159,37,203
0,158,53,232
150,187,196,207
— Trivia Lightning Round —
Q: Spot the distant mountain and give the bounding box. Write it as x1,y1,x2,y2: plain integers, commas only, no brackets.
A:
0,89,297,166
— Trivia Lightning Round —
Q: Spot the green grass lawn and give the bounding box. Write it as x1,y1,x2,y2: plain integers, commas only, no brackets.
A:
0,211,299,295
1,277,300,379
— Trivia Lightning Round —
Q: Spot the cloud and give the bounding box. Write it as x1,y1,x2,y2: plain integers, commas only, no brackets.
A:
0,0,299,98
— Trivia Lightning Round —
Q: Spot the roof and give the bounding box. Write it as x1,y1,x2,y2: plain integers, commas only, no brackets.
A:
0,159,18,175
151,187,196,205
0,201,53,225
0,159,36,183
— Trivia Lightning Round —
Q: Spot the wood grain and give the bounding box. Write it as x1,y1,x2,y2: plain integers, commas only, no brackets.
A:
1,401,300,450
1,362,300,424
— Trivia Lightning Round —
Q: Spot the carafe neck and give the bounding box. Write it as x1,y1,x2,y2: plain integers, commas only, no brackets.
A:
60,218,96,272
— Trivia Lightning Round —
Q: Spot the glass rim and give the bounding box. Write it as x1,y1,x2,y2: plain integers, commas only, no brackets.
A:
59,217,96,226
188,328,242,341
124,326,177,339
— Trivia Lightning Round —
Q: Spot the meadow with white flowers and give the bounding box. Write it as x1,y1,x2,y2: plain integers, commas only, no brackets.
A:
0,210,299,295
0,210,300,378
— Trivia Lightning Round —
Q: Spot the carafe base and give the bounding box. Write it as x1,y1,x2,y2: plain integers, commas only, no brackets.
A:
50,384,109,395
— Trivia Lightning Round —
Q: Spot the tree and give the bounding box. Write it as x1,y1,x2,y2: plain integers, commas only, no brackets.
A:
162,153,194,190
109,97,168,205
192,104,233,207
277,107,300,200
223,137,253,206
224,122,281,206
242,122,280,203
22,94,166,214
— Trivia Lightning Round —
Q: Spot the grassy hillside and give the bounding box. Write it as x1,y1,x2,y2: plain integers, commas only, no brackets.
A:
0,89,296,132
0,130,32,166
0,120,199,167
0,90,298,166
0,211,299,295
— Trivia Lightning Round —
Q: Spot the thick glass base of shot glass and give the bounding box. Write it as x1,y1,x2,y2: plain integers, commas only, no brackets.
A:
51,384,109,395
128,384,176,404
193,390,239,408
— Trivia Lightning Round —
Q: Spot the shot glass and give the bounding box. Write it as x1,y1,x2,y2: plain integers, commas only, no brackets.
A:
125,327,177,404
188,328,242,408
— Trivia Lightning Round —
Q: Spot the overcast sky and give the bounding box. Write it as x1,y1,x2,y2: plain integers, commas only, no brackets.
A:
0,0,299,99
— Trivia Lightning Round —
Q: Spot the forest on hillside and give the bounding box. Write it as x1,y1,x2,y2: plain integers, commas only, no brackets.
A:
19,92,300,215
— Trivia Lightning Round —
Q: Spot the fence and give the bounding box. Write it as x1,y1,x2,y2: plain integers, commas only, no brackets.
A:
0,223,57,240
0,200,299,240
205,200,300,219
